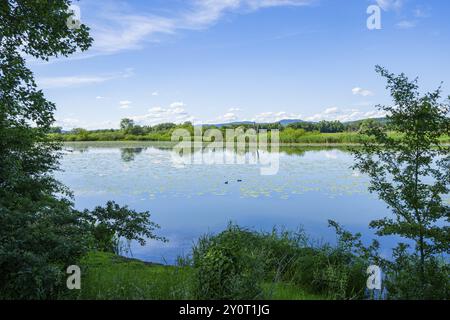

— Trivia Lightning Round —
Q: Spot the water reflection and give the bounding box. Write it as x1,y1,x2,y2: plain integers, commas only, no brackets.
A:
58,141,391,264
120,147,146,162
64,141,353,160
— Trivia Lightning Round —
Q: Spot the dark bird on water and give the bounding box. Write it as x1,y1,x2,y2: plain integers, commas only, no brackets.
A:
225,181,229,184
237,179,242,182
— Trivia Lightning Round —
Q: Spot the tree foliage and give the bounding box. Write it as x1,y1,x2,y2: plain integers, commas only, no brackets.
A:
80,201,167,254
0,0,93,299
353,66,450,294
0,1,164,299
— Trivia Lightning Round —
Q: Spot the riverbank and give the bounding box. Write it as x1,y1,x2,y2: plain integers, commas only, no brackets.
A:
50,131,373,144
49,131,450,145
71,251,324,300
67,223,384,300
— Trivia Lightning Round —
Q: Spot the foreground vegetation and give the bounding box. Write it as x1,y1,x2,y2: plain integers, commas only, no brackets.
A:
68,222,383,300
73,252,193,300
71,223,449,300
72,250,324,300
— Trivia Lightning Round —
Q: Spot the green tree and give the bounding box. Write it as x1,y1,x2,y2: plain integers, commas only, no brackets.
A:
120,118,135,133
358,119,381,134
353,66,450,293
49,126,63,134
1,2,165,299
0,0,93,298
80,201,167,254
317,120,345,133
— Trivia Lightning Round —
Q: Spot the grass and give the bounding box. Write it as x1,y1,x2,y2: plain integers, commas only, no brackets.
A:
75,252,193,300
52,131,372,144
262,283,325,300
73,251,325,300
280,132,373,144
52,130,450,144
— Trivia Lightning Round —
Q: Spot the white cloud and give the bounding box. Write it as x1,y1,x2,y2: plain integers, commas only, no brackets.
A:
208,109,303,124
37,68,134,89
129,102,195,125
208,107,243,124
170,102,186,109
180,0,314,29
55,117,116,130
222,112,238,121
96,96,106,100
376,0,403,11
253,111,302,123
72,0,315,58
211,112,239,124
92,15,176,54
305,107,386,122
181,0,242,28
119,101,133,109
324,107,339,114
352,87,374,97
55,117,80,129
151,91,159,96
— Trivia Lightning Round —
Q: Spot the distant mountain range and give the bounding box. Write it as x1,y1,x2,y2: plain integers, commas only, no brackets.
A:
203,119,306,127
204,117,386,127
279,119,307,126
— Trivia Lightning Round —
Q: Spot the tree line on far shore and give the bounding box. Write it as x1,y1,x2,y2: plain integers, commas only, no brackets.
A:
48,118,397,144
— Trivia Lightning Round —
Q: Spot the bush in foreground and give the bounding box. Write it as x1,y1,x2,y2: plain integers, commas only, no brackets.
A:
190,223,371,300
190,223,448,300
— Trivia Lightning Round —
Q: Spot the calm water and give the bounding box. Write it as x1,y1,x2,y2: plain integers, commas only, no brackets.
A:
57,142,401,264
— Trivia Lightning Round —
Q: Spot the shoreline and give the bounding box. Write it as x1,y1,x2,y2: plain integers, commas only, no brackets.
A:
60,140,362,147
59,140,450,147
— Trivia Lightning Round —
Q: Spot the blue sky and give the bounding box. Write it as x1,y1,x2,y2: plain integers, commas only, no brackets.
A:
31,0,450,129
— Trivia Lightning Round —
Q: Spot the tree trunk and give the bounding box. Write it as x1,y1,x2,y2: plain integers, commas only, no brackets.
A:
418,231,425,289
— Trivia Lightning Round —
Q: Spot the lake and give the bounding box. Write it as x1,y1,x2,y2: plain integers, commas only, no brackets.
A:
57,141,401,264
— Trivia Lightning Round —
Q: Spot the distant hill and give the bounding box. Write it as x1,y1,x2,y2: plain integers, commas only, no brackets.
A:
279,119,305,126
204,119,304,127
203,121,255,128
202,117,387,128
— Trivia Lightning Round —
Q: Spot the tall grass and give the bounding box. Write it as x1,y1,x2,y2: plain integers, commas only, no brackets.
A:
71,252,193,300
49,130,422,144
70,251,326,300
70,224,447,300
190,224,368,300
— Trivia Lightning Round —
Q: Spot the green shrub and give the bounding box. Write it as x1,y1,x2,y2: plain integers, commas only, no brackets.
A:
381,244,450,300
191,224,369,300
192,225,265,299
80,201,167,254
0,199,92,299
305,247,367,299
